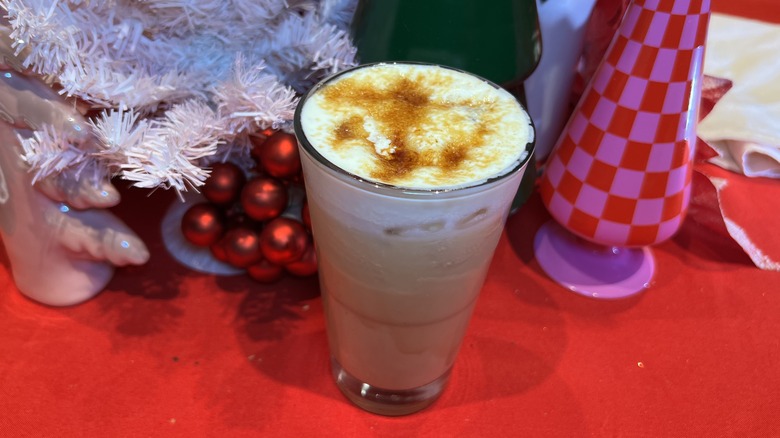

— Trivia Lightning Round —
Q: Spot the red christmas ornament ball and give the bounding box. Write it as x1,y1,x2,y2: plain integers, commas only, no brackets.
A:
181,203,225,247
247,258,285,283
209,239,229,262
222,227,264,268
260,217,309,264
285,244,318,277
254,132,301,178
249,135,266,164
203,162,246,205
241,177,288,221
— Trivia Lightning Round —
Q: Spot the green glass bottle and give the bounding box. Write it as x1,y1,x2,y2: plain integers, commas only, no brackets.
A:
350,0,542,211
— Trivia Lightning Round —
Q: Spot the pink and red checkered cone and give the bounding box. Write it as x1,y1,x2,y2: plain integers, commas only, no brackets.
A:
540,0,711,247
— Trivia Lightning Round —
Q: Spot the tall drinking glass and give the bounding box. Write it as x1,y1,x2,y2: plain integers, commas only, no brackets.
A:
293,62,535,415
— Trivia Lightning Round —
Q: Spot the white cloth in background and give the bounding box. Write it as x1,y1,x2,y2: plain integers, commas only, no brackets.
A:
698,13,780,178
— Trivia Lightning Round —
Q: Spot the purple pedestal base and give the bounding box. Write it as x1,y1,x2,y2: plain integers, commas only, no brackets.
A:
534,221,655,299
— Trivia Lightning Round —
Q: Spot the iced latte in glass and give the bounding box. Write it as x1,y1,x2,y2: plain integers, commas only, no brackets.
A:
294,62,534,415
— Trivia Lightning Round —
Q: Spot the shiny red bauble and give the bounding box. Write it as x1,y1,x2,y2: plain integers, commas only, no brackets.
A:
181,203,225,247
247,259,285,283
241,177,288,221
177,128,320,283
209,239,229,262
260,217,309,265
222,227,264,268
253,132,301,179
202,162,246,205
285,244,318,277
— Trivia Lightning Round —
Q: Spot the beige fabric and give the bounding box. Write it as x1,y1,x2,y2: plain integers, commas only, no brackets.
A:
698,14,780,178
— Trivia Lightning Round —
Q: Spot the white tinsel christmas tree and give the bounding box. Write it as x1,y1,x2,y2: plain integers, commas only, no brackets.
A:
1,0,357,194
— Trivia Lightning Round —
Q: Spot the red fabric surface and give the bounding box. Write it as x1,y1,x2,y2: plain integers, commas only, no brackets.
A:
2,2,779,436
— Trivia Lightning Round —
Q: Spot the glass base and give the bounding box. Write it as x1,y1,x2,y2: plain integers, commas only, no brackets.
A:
330,357,449,416
534,220,654,299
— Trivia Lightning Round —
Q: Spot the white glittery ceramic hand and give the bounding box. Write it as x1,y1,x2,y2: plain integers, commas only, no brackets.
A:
0,68,149,306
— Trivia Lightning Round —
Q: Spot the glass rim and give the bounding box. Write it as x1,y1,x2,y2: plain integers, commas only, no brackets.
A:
293,61,536,196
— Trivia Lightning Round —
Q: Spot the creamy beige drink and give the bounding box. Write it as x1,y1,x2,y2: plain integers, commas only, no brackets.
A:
294,62,534,415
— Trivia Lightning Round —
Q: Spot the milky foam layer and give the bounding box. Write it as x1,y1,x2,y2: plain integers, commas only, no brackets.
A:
299,63,534,189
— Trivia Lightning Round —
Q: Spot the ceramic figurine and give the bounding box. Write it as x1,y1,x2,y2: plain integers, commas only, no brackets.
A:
0,35,149,306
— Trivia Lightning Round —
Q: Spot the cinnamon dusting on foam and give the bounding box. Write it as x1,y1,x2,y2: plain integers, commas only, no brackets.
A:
300,63,532,188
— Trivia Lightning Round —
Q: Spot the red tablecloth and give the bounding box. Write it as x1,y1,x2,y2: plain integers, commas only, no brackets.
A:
2,2,779,436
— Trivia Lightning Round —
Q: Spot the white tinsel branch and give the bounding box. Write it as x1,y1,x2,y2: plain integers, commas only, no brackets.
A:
212,57,298,135
18,124,106,185
89,106,150,157
1,0,358,193
89,101,224,191
3,1,78,75
310,23,357,75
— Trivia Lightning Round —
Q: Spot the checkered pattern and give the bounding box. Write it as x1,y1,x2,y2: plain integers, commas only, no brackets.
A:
540,0,710,247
